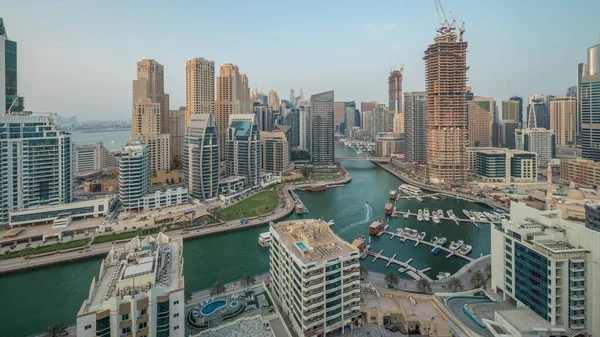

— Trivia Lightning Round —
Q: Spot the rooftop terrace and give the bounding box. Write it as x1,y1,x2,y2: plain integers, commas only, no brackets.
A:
270,219,358,264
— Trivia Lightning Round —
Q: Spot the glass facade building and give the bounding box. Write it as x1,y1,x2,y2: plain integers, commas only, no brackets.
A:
514,242,549,319
580,79,600,161
119,141,150,210
226,114,261,187
284,109,300,148
0,115,73,226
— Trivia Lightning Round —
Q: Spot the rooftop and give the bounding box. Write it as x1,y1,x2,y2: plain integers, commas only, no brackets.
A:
270,219,358,264
496,307,562,333
80,233,183,313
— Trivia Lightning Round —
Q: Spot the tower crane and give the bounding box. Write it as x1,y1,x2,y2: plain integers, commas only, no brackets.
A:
5,95,20,115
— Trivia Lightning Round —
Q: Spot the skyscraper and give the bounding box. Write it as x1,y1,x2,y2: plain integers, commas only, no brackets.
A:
226,114,262,187
299,104,311,151
527,94,547,129
566,85,577,97
268,89,279,111
167,107,186,166
388,69,403,113
240,74,251,113
467,96,493,147
119,141,150,211
424,27,468,182
393,113,404,134
0,114,73,226
502,100,520,122
404,91,427,163
361,101,377,119
185,57,215,128
310,91,335,165
254,104,273,132
494,120,519,149
1,19,23,113
509,95,524,124
183,113,220,201
581,39,600,161
344,101,357,130
516,128,556,167
577,63,589,140
333,102,346,131
260,131,290,176
549,96,576,146
133,59,170,133
283,108,300,148
215,63,246,160
130,100,170,173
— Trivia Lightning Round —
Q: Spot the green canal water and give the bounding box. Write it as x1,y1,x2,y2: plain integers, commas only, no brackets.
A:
0,141,492,336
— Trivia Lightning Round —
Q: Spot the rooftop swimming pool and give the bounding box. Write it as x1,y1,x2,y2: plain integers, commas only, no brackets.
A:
200,300,227,316
295,241,309,252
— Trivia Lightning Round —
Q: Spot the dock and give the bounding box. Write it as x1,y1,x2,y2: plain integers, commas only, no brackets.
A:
289,190,308,213
382,231,474,262
395,193,441,201
396,210,500,226
364,249,432,281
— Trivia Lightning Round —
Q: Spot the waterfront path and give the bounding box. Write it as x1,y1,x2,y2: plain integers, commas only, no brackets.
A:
0,167,352,275
374,162,510,212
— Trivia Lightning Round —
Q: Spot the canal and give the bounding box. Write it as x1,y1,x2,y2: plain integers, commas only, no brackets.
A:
0,141,491,336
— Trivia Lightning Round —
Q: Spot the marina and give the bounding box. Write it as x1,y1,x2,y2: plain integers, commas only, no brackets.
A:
381,231,474,262
396,209,503,226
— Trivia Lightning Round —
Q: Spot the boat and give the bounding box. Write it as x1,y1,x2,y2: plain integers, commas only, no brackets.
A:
258,232,271,247
399,236,407,242
437,209,444,218
306,184,326,192
403,210,409,219
423,208,430,222
447,210,456,219
417,209,423,221
398,184,423,196
484,212,496,221
449,240,464,250
415,196,423,202
458,244,472,255
432,247,441,255
432,212,440,224
327,220,335,226
389,190,398,199
436,272,451,280
463,210,477,222
437,237,447,246
417,232,426,240
392,211,399,218
384,203,393,215
369,220,385,235
402,228,418,238
430,237,439,245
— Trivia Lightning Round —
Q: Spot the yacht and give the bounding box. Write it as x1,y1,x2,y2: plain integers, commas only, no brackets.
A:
437,209,444,218
436,272,451,280
423,208,430,222
432,212,440,224
447,210,456,219
477,212,488,222
449,240,464,251
415,196,423,202
402,228,419,238
437,237,447,246
398,184,423,196
484,212,496,221
327,220,335,226
430,237,439,245
258,232,271,247
403,210,410,219
399,236,407,242
417,232,426,240
417,209,423,221
458,245,473,255
463,210,477,222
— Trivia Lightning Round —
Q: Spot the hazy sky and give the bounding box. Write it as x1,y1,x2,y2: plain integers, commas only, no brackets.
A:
3,0,600,121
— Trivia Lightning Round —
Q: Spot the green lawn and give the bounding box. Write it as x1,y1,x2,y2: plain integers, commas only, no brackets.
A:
92,230,142,244
0,238,90,260
221,190,279,221
312,173,341,181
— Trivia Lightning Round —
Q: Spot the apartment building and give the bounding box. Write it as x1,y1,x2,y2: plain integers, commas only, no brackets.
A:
559,158,600,188
269,219,361,337
466,147,537,183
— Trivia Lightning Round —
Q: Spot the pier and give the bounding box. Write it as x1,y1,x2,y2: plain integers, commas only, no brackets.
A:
364,249,432,281
289,190,308,213
381,231,474,262
396,210,500,226
394,193,441,201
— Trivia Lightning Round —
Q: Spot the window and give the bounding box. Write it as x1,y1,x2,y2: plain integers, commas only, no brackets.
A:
174,313,179,318
140,309,147,316
84,325,92,330
174,326,179,330
121,314,129,321
122,327,131,334
138,322,147,330
173,300,179,305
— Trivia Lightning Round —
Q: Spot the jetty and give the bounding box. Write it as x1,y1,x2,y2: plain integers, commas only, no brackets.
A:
395,193,442,201
382,231,474,262
396,210,500,226
364,249,433,281
289,190,308,213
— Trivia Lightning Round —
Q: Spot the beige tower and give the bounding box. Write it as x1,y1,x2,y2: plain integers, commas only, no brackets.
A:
549,96,576,146
424,28,468,182
240,74,251,113
185,57,215,128
468,96,494,147
502,100,520,121
130,100,171,173
133,59,169,134
215,63,244,160
393,113,405,133
268,90,279,111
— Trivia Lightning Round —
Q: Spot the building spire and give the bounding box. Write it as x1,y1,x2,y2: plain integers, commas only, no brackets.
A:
545,163,555,210
527,102,537,128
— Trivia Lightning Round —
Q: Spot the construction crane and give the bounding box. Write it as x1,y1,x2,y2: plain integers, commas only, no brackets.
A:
5,95,21,115
458,21,466,42
433,0,449,29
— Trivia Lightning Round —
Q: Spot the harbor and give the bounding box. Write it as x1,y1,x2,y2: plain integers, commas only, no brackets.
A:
395,209,503,226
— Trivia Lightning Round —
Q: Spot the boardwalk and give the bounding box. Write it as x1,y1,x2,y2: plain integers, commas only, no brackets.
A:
396,210,500,226
365,249,433,281
381,231,474,262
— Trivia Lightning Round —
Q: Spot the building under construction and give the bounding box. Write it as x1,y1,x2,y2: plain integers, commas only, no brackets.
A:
424,25,468,182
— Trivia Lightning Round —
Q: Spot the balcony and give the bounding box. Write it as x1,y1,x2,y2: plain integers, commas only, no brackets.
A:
304,323,324,336
304,296,324,308
304,279,324,290
343,284,360,293
343,259,359,268
304,314,325,327
570,323,586,330
343,276,360,284
570,304,585,311
569,312,585,320
569,295,585,302
303,306,324,318
304,269,324,279
303,287,325,300
343,293,360,302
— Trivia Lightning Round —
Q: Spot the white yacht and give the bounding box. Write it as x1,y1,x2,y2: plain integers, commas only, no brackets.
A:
447,210,456,219
437,209,444,218
258,232,271,247
458,245,472,255
398,184,423,196
449,240,464,251
437,237,447,246
430,237,439,245
423,208,430,222
417,209,423,221
432,212,440,224
404,210,410,219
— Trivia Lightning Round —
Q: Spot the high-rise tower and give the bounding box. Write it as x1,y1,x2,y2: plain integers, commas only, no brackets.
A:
268,90,279,111
1,19,23,113
133,59,169,133
404,91,427,163
215,63,245,160
310,90,335,165
388,69,403,113
183,114,220,201
185,57,215,128
424,24,468,182
581,38,600,161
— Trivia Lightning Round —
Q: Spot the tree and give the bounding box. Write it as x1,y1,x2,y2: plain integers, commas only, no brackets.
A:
484,263,492,281
470,270,485,289
384,272,399,289
210,281,226,296
240,272,256,288
416,278,432,294
185,290,193,304
447,277,464,292
300,166,314,179
45,323,67,337
359,264,369,280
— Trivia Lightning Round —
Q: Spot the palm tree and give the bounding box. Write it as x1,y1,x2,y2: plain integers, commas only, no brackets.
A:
45,323,67,337
416,278,432,294
447,277,464,292
484,263,492,281
185,290,193,304
359,264,369,280
470,270,485,289
384,272,399,289
210,281,226,296
240,272,256,288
